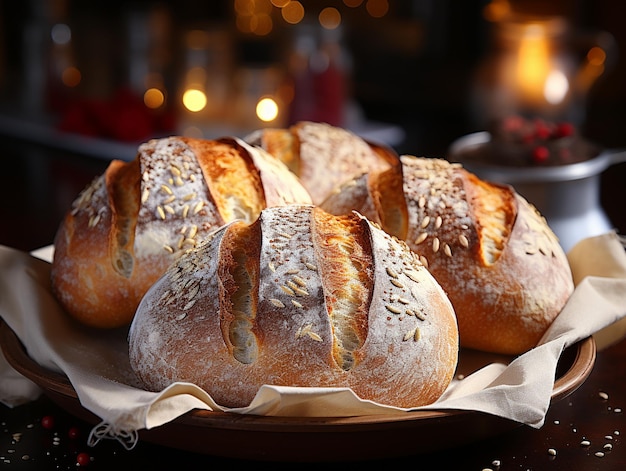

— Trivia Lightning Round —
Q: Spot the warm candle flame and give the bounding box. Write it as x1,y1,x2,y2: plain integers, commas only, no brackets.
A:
516,24,550,102
544,70,569,104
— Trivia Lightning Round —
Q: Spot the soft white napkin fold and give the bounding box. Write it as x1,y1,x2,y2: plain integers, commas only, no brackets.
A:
567,232,626,349
1,232,625,446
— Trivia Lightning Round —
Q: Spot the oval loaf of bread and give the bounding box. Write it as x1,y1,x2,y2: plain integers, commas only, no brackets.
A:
128,205,459,409
51,136,312,329
321,156,574,355
245,121,399,205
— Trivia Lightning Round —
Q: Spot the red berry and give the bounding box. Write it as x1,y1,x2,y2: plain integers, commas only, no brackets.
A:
532,146,550,163
41,415,55,430
534,121,551,140
76,452,91,466
554,122,574,138
68,426,81,440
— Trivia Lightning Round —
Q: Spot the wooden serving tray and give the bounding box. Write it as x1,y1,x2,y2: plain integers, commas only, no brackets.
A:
0,320,595,462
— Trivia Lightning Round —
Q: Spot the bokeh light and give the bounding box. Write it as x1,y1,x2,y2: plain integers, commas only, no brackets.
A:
182,88,207,112
51,23,71,45
256,97,279,122
587,46,606,66
61,66,81,87
144,88,165,109
543,70,569,105
482,0,511,22
282,1,305,24
252,12,273,35
234,0,255,16
366,0,389,18
319,7,341,29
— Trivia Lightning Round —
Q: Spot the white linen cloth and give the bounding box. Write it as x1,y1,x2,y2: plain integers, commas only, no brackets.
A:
1,232,625,448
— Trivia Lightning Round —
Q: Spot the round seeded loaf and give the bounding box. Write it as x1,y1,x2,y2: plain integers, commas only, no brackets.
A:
321,156,574,355
51,136,312,329
245,121,399,205
128,205,459,409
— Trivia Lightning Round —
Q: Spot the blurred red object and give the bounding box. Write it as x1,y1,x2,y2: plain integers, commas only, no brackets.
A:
57,87,176,142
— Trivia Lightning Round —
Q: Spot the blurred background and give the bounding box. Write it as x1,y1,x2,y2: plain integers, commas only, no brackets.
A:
3,0,626,153
0,0,625,249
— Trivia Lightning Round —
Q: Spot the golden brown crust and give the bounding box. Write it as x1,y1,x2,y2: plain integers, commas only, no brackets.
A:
128,205,459,408
51,137,312,329
322,156,574,354
186,138,265,223
245,121,399,205
107,158,141,279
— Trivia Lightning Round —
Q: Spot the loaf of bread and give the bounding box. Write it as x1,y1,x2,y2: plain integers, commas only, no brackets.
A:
321,156,574,355
128,205,459,408
245,121,399,205
51,136,312,329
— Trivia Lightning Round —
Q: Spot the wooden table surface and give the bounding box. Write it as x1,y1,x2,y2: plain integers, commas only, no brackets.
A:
1,134,625,470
